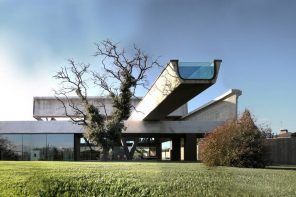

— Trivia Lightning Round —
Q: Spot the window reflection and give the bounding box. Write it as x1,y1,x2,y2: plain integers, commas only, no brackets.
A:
23,134,46,161
0,134,74,161
80,137,100,160
47,134,74,161
178,62,214,80
0,134,22,160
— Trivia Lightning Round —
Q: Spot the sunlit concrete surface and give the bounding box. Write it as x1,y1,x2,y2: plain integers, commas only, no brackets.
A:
181,89,242,121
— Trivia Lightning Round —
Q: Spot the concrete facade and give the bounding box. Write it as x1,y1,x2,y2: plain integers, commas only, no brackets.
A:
0,59,242,161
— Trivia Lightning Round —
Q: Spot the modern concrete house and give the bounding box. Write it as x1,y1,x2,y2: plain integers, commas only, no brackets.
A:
0,60,242,161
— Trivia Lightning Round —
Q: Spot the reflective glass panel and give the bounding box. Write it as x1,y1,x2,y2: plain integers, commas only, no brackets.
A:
47,134,74,161
22,134,47,161
79,137,100,160
178,62,214,79
0,134,22,160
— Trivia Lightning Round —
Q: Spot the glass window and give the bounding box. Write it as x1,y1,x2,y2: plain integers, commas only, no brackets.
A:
22,134,47,161
47,134,74,161
0,134,22,160
0,134,75,161
80,137,100,160
178,62,214,80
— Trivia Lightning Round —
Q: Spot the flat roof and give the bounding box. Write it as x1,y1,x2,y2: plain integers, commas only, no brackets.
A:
0,121,83,134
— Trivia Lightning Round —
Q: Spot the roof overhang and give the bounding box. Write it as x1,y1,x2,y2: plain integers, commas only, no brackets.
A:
0,121,83,134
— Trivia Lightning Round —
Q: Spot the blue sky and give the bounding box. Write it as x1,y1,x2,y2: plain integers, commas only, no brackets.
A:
0,0,295,133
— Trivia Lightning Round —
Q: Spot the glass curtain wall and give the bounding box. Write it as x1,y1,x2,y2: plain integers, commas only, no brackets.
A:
23,134,47,160
47,134,74,161
0,134,22,160
0,134,74,161
79,137,100,160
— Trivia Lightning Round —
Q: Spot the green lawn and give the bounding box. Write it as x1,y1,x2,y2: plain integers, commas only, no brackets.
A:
0,161,295,196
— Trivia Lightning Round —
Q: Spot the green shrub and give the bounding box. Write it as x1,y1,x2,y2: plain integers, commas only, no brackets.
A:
200,110,269,168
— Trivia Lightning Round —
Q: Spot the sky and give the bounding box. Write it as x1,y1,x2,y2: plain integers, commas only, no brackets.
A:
0,0,296,133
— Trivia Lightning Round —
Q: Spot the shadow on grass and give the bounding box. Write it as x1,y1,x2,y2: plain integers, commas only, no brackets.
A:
266,165,296,171
79,160,203,164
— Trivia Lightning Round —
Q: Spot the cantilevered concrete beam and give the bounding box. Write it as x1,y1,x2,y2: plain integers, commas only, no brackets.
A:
123,120,224,134
128,60,221,121
33,96,187,120
33,97,141,119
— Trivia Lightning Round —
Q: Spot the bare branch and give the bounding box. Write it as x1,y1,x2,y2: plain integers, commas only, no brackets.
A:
93,40,160,99
53,59,93,126
53,59,90,104
54,92,88,126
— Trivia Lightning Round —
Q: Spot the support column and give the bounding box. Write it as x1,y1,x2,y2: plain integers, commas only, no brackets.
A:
155,138,162,160
184,134,197,161
74,134,81,161
122,137,139,160
171,136,181,161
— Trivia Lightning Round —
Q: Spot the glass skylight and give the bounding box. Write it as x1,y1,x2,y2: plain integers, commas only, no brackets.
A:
178,62,214,80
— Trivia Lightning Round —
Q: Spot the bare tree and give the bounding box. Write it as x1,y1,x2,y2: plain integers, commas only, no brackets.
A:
54,39,159,160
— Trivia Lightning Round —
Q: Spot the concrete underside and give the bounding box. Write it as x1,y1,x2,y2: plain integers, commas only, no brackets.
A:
143,83,213,120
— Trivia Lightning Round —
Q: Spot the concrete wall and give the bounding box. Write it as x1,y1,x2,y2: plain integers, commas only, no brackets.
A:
182,91,240,122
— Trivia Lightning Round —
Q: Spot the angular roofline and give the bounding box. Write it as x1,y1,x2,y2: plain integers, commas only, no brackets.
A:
181,89,242,120
128,59,221,121
131,59,221,112
33,96,142,100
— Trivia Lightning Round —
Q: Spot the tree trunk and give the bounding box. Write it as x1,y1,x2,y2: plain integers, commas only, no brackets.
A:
100,147,110,161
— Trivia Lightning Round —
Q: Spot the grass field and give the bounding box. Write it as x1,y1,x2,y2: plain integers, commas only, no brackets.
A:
0,161,295,196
